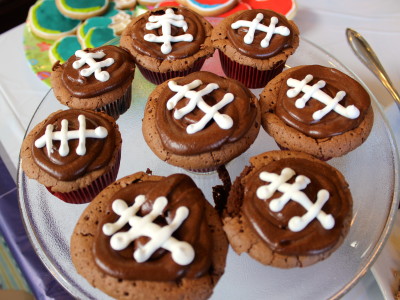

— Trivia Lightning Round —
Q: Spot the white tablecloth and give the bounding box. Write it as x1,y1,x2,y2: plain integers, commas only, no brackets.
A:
1,0,399,299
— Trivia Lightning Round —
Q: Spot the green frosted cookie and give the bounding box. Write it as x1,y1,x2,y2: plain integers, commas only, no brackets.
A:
78,11,133,48
56,0,110,20
49,35,81,64
27,0,81,40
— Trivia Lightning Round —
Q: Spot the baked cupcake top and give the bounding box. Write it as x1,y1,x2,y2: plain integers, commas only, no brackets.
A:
52,45,135,98
27,109,118,181
234,151,352,257
273,65,371,138
93,173,213,281
120,7,214,65
153,71,258,156
212,9,299,65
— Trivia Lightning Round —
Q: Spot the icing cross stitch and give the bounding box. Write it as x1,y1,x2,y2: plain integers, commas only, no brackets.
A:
73,50,114,82
34,114,108,157
286,74,360,121
256,168,335,232
167,79,234,134
144,8,193,55
102,196,195,266
231,13,290,48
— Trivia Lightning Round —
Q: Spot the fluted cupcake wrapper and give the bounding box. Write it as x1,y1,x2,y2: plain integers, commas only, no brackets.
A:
218,50,286,89
95,86,132,120
137,57,207,85
46,150,121,204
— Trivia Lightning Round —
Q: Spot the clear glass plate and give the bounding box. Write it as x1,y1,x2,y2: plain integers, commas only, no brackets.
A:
18,38,400,300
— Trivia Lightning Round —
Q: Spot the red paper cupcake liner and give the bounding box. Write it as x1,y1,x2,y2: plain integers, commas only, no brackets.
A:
46,150,121,204
218,50,286,89
95,86,132,120
137,57,207,85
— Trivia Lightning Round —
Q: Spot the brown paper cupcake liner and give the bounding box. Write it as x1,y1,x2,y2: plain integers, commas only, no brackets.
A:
95,86,132,120
46,150,121,204
218,50,285,89
137,57,207,85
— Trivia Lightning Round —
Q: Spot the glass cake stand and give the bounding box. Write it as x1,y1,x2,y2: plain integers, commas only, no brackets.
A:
18,38,400,300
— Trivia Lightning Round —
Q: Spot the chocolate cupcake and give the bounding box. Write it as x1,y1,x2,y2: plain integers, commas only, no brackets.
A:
211,9,300,89
51,45,135,120
259,65,374,160
142,71,261,172
223,150,353,268
20,109,122,204
120,7,214,85
71,172,228,300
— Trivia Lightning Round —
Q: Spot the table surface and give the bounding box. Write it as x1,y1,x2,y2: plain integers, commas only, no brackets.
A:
1,0,399,299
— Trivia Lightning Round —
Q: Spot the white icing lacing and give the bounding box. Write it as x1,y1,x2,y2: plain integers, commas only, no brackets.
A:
167,79,234,134
231,13,290,48
34,114,108,157
143,8,193,55
256,168,335,232
72,50,114,82
102,196,195,266
286,74,360,121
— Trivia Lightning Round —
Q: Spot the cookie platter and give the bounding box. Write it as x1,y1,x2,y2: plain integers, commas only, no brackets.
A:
18,38,399,299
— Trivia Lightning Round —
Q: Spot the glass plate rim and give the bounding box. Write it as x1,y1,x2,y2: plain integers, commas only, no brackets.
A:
17,37,400,300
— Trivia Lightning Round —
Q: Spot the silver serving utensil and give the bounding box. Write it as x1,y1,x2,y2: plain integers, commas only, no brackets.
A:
346,28,400,109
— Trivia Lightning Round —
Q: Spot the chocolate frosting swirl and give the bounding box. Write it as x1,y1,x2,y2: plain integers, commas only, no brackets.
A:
227,9,296,59
243,158,351,256
128,7,208,60
275,65,371,138
56,45,135,98
93,174,213,281
32,110,116,181
155,71,258,155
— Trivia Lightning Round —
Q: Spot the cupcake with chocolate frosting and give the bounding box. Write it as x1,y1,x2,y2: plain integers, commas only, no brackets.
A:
20,109,122,204
71,172,228,300
211,9,300,89
120,7,214,85
51,45,135,120
223,150,353,268
142,71,261,172
259,65,374,160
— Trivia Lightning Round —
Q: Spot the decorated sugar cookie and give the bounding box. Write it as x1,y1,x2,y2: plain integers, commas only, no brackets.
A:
49,35,81,64
112,0,137,9
156,0,296,18
27,0,81,40
175,0,238,17
77,11,132,48
55,0,110,20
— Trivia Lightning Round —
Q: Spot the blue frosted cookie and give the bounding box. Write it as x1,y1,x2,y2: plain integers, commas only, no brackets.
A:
55,0,110,20
49,35,81,64
78,11,132,48
27,0,81,40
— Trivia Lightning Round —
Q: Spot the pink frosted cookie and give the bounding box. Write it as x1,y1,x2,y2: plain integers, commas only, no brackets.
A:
156,0,296,18
176,0,238,17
